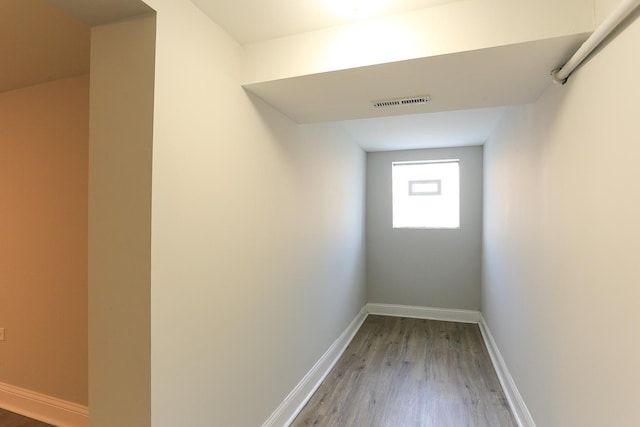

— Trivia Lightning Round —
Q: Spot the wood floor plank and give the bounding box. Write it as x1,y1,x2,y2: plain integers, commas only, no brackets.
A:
0,408,53,427
291,316,516,427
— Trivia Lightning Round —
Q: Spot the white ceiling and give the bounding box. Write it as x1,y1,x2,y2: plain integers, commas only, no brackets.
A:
244,35,586,124
332,106,508,152
14,0,592,153
190,0,464,45
192,0,592,151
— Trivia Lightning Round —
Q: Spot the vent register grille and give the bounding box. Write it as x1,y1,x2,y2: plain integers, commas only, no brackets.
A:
372,95,431,108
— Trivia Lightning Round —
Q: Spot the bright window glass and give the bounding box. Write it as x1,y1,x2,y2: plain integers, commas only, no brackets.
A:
392,160,460,229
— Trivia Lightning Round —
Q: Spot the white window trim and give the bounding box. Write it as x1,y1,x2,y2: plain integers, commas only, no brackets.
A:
392,159,460,230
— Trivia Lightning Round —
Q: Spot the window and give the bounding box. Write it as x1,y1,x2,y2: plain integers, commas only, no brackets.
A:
392,160,460,229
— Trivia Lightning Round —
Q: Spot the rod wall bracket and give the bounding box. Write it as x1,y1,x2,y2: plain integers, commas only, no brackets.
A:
551,68,567,85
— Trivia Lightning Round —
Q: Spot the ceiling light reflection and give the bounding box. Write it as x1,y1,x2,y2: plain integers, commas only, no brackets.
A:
324,0,390,20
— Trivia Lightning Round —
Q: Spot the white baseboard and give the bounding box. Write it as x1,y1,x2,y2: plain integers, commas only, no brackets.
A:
261,304,533,427
366,303,481,324
478,315,536,427
0,382,88,427
261,306,368,427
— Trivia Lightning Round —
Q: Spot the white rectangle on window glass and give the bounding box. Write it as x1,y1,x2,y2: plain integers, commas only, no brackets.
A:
409,179,441,195
392,160,460,229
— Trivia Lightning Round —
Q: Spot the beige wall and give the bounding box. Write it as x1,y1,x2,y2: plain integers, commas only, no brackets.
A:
596,0,621,24
482,7,640,427
0,75,89,405
367,146,483,310
88,14,155,427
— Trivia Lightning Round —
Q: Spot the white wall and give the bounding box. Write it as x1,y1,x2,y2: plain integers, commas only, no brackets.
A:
367,147,483,310
139,1,367,426
482,7,640,427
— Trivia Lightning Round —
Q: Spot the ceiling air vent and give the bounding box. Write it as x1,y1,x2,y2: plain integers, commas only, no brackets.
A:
372,95,431,108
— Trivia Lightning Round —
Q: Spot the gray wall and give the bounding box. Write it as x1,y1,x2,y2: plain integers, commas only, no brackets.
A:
482,5,640,426
366,146,483,310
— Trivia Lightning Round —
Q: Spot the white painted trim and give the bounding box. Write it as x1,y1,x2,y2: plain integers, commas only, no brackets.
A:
0,382,88,427
478,315,536,427
261,306,368,427
366,303,481,324
262,304,534,427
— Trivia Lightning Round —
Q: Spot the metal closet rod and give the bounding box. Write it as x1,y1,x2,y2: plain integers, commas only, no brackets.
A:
552,0,640,84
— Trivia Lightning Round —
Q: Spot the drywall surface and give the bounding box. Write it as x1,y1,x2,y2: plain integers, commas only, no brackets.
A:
0,0,90,93
136,1,367,426
88,15,155,427
367,147,483,310
0,75,88,405
596,0,621,24
482,10,640,427
242,0,593,84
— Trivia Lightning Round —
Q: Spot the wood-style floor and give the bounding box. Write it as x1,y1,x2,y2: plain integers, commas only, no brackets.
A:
291,315,517,427
0,408,53,427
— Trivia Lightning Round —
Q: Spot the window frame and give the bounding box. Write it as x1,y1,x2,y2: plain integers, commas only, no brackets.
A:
391,159,461,230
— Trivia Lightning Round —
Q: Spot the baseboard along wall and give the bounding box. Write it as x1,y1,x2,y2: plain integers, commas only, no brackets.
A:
366,303,481,323
262,303,535,427
0,306,532,427
478,315,536,427
0,382,88,427
261,306,369,427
